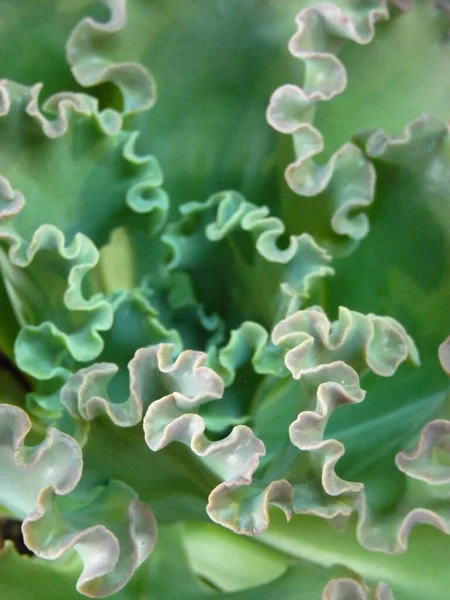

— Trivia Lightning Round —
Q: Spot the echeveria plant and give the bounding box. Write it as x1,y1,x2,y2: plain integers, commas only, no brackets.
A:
0,1,449,598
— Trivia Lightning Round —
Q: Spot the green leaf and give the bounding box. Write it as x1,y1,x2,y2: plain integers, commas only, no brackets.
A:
0,543,82,600
259,512,450,600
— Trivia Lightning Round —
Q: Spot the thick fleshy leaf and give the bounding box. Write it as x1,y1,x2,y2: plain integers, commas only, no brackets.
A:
258,511,450,600
60,343,223,525
270,3,450,254
266,1,390,251
1,1,450,598
24,480,157,598
78,417,220,527
76,342,283,534
62,341,180,428
164,190,333,329
4,217,112,379
0,0,105,99
213,307,417,536
68,0,155,115
0,521,396,600
66,0,306,206
181,520,395,599
326,95,450,366
0,543,83,600
0,404,82,519
325,115,450,509
352,339,450,552
0,404,157,597
315,3,450,157
0,80,167,247
203,321,286,432
64,0,383,257
141,345,287,534
57,288,180,424
0,80,172,382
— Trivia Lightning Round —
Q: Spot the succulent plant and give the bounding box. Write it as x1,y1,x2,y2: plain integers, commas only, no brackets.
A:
0,1,449,598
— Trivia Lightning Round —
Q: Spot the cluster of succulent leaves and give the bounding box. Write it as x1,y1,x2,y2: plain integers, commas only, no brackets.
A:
0,0,449,598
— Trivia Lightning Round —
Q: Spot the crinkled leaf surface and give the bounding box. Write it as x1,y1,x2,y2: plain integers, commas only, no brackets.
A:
325,116,450,511
68,0,304,205
0,0,450,598
0,0,107,99
5,515,450,600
